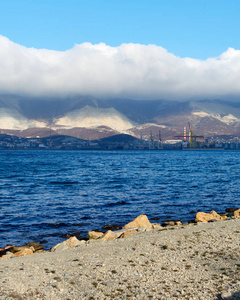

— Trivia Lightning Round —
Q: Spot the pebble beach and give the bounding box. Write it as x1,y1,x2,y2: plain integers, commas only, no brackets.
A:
0,216,240,300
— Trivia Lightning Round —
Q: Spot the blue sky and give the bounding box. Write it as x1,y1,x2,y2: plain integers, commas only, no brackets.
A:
1,0,240,59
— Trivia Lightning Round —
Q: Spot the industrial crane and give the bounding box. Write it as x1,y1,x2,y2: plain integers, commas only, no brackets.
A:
175,123,204,148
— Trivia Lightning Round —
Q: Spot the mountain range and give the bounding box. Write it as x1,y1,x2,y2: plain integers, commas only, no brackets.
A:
1,94,240,141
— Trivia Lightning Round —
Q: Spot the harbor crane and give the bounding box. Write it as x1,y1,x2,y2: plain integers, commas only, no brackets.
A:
175,123,204,148
149,130,163,149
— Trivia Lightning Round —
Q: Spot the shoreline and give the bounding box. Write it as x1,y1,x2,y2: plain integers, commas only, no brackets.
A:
0,209,238,251
1,216,240,299
0,209,236,251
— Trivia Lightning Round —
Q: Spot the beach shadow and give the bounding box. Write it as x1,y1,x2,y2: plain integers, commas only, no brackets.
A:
217,291,240,299
204,247,240,300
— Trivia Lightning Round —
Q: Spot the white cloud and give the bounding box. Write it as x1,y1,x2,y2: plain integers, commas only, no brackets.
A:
0,35,240,100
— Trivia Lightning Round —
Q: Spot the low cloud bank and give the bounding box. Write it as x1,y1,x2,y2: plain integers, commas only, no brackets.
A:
0,35,240,100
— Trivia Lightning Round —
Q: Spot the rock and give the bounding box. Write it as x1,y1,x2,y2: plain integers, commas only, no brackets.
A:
88,231,104,239
0,245,14,257
0,245,14,252
221,291,234,299
12,247,34,257
137,226,148,232
51,236,82,252
35,249,45,253
123,215,153,230
26,242,43,251
119,229,137,238
209,211,223,220
0,251,13,259
76,240,86,246
39,239,48,244
10,246,32,253
225,208,238,218
225,208,237,212
65,236,82,246
113,227,138,238
101,224,121,230
51,241,68,252
162,220,182,226
100,230,116,241
61,231,81,239
151,217,160,220
195,211,223,222
162,221,175,227
234,209,240,218
175,221,182,226
188,220,197,224
151,223,163,229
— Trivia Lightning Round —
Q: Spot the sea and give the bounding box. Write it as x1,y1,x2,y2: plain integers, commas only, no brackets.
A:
0,150,240,249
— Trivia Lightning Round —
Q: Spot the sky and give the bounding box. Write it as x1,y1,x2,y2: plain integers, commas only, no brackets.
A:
0,0,240,100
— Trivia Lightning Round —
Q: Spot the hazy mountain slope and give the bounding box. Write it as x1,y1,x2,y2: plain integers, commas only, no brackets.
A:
190,100,240,119
1,95,240,139
0,95,104,120
53,105,137,131
0,107,47,130
127,123,178,141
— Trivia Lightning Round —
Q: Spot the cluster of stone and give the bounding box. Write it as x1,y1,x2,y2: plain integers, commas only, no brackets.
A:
1,208,239,258
50,214,162,253
87,214,162,242
0,242,44,259
195,208,240,222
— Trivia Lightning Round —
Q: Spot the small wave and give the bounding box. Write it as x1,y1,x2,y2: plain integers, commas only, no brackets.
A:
49,181,79,185
5,175,19,179
32,222,84,229
102,200,128,207
105,184,124,189
205,194,215,198
108,179,120,183
81,216,91,220
166,203,182,207
38,222,71,229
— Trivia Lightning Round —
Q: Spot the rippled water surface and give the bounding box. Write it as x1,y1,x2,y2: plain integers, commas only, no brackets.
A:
0,150,240,248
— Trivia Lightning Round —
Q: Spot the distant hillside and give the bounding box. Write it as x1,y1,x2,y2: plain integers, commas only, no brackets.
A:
97,134,139,143
1,94,240,140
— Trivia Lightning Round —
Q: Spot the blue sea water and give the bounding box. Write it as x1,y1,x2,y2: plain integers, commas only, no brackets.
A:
0,150,240,249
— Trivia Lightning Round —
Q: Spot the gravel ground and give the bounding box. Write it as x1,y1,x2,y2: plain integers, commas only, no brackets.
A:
0,218,240,300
